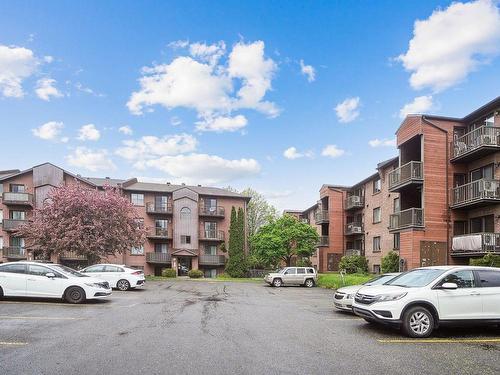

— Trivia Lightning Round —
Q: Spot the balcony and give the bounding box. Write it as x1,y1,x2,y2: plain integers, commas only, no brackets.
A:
59,251,87,261
388,161,423,192
345,248,362,256
199,206,225,218
314,210,329,224
345,222,364,236
451,179,500,209
451,126,500,163
2,219,27,232
452,233,500,257
199,254,226,266
146,252,172,264
345,195,364,210
318,235,329,247
146,202,173,215
146,227,173,240
200,230,225,241
2,192,34,206
2,247,27,259
389,208,424,231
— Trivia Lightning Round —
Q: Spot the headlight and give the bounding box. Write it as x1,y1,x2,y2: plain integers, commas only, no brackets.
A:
376,292,407,302
85,282,106,289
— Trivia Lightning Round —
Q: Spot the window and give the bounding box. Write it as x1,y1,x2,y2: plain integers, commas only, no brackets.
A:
453,221,467,236
204,198,217,211
10,211,26,220
284,268,296,275
155,195,169,210
131,193,144,206
155,243,168,253
10,184,25,193
470,215,494,233
28,264,53,276
205,245,217,255
104,265,123,272
0,184,3,194
373,236,381,252
393,198,400,213
180,207,191,219
373,265,381,274
297,268,306,274
204,268,217,278
439,270,475,288
0,237,3,249
373,207,381,223
131,246,144,255
0,209,2,224
307,268,315,274
477,270,500,287
0,263,26,274
181,235,191,244
85,265,105,272
393,233,400,250
155,219,168,228
470,164,493,182
485,114,495,127
373,178,381,194
11,237,25,248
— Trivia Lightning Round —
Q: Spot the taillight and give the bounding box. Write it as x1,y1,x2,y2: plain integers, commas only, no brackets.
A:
132,271,143,275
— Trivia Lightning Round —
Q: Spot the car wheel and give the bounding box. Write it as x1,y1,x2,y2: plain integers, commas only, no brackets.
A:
304,278,315,288
117,279,130,291
402,306,434,338
272,278,282,287
363,318,375,324
64,286,86,304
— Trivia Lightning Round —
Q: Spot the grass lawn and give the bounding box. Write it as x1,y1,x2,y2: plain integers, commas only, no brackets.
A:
317,273,373,290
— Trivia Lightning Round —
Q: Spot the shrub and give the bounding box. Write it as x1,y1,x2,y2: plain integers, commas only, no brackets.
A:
187,269,204,278
161,268,176,278
381,251,400,273
470,253,500,267
338,255,368,274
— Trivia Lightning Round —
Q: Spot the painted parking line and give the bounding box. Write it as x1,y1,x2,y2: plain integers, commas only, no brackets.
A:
0,341,28,346
0,316,84,320
378,338,500,344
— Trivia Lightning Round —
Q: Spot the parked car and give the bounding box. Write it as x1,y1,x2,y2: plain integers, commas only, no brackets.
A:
81,264,145,291
334,273,400,312
264,267,317,287
352,266,500,338
0,261,111,304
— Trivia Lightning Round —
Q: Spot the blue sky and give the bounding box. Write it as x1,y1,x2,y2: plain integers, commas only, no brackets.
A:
1,0,499,210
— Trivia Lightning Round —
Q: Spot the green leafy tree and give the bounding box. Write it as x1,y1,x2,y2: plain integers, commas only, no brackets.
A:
240,188,279,237
381,251,400,273
225,207,248,277
251,214,319,267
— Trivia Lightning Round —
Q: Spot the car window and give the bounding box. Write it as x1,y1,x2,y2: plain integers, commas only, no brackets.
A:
307,268,315,274
105,265,122,272
0,263,26,274
284,268,296,275
84,265,105,272
386,268,446,288
297,268,305,274
477,270,500,287
364,274,397,286
438,270,476,288
28,264,52,276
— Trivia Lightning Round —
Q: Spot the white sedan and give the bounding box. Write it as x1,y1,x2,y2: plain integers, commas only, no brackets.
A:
0,261,111,304
81,264,145,291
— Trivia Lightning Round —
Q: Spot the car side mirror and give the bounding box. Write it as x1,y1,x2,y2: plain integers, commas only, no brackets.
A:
441,282,458,290
45,272,56,278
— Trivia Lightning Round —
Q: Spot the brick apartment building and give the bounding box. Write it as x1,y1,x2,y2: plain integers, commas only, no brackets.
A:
0,163,249,277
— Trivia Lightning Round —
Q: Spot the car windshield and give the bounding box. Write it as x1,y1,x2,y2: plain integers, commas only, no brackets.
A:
276,268,286,274
385,269,446,288
50,264,88,277
363,274,397,286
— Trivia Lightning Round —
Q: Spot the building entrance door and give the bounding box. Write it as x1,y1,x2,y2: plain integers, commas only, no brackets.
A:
177,257,192,276
420,241,447,267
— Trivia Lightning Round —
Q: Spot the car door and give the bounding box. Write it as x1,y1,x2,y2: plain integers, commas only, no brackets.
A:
0,263,27,296
82,265,106,280
282,268,296,285
25,264,64,298
435,269,483,320
296,268,306,284
104,265,124,288
475,269,500,319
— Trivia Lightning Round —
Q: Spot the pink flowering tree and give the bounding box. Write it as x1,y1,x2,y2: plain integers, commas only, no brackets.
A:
18,183,146,260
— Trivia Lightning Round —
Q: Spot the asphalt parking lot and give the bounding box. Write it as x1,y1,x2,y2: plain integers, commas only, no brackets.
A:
1,280,499,375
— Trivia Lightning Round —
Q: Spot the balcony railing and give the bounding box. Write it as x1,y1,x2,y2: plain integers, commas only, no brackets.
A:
314,210,329,224
318,236,329,247
345,248,362,256
345,222,364,235
451,179,500,208
200,230,225,241
2,192,34,206
345,195,364,210
388,161,423,191
452,233,500,256
389,208,424,231
2,219,27,232
59,251,88,261
451,126,500,161
146,227,172,239
199,254,226,265
146,252,172,264
146,202,173,214
2,247,27,259
199,206,225,217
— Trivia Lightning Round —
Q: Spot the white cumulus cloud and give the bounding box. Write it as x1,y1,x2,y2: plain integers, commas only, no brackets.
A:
368,138,397,148
398,0,500,92
335,97,360,123
115,133,197,161
32,121,66,142
299,60,315,82
399,95,434,119
118,125,133,135
0,44,38,98
189,41,226,66
66,147,116,172
196,115,248,133
321,145,345,158
77,124,101,141
283,146,314,160
35,77,63,101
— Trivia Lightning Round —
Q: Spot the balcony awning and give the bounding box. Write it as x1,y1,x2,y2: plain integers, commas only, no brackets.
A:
452,235,482,252
171,249,198,257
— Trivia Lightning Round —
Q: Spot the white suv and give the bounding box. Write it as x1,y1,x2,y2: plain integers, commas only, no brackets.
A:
352,266,500,338
0,261,112,304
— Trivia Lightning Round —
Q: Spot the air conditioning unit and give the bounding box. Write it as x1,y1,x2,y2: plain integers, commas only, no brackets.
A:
479,135,493,145
352,226,362,233
352,196,361,204
482,180,498,198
